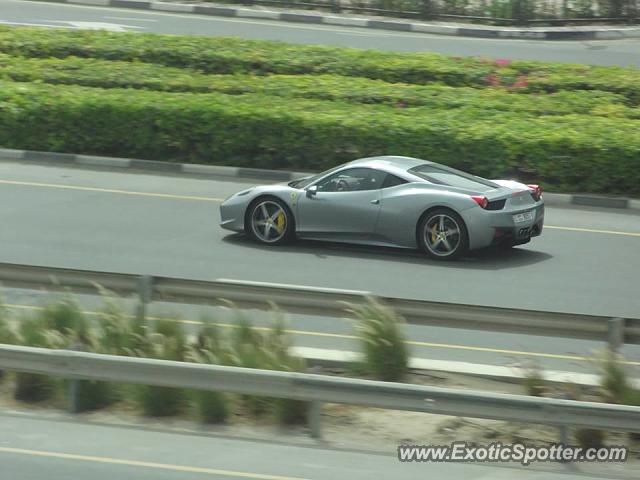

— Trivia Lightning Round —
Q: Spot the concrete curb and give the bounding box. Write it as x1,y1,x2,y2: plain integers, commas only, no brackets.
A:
2,147,638,211
293,346,640,389
23,0,640,40
0,147,309,182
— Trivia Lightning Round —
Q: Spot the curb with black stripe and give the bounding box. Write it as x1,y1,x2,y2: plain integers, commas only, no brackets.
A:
2,147,638,210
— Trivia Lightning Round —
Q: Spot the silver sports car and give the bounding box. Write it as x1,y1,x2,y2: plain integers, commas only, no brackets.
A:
220,156,544,260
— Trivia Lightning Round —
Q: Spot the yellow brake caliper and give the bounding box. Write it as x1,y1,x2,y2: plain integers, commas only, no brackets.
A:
276,212,286,233
431,223,438,243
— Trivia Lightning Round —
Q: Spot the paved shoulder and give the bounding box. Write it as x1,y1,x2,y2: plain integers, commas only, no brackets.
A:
0,412,629,479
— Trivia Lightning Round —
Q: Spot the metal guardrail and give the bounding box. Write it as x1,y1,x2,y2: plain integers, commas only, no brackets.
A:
0,262,638,349
1,343,640,437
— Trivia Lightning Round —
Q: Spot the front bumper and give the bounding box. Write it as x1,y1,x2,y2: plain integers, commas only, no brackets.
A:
219,199,247,233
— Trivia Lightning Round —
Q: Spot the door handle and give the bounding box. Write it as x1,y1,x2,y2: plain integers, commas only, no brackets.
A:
370,199,380,205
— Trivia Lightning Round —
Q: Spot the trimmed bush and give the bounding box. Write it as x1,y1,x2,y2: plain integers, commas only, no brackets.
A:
0,28,494,86
1,55,636,119
1,80,639,194
349,298,409,382
1,28,639,103
1,28,639,195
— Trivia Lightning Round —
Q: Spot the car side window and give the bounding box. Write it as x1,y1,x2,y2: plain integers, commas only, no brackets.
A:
381,174,408,189
316,168,386,192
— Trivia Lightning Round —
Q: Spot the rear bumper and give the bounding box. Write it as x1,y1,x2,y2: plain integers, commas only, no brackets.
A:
491,217,544,247
461,202,545,250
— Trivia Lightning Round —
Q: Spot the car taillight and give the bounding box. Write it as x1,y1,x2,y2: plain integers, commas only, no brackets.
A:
527,184,543,201
471,195,488,209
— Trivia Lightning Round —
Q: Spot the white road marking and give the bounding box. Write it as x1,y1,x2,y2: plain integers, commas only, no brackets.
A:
57,20,145,31
103,16,158,23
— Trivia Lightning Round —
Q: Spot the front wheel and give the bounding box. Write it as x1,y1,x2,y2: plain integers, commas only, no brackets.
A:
418,209,469,260
246,198,294,245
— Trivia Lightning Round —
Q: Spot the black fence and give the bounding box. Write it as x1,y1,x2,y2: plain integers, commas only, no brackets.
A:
218,0,640,26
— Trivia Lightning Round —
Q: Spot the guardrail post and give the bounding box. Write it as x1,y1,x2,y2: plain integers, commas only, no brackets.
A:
608,317,624,352
136,275,154,322
556,392,571,452
559,422,570,446
68,342,86,413
308,400,322,439
68,376,79,413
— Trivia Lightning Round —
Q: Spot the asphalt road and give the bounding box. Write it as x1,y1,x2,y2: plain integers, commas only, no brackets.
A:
0,412,629,479
0,161,639,373
2,0,640,66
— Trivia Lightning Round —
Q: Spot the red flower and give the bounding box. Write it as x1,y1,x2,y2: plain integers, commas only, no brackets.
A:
511,75,529,88
486,74,501,87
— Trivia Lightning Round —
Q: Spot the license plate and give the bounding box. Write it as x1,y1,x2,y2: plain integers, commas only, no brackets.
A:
513,211,534,224
518,227,530,238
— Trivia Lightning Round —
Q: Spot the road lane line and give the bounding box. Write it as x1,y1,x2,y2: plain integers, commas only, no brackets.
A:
0,179,223,202
0,447,309,480
1,179,639,236
6,303,640,366
104,16,158,22
546,225,640,237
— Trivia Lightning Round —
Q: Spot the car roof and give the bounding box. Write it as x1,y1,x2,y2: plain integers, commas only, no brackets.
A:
344,156,433,177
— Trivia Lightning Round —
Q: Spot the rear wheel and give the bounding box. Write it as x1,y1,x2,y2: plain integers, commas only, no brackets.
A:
246,197,294,245
418,208,469,260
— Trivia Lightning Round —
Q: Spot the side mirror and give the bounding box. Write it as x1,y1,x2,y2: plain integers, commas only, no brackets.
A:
306,185,318,198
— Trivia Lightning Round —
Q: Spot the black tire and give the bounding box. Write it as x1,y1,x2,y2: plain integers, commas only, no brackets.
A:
245,197,295,245
417,208,469,261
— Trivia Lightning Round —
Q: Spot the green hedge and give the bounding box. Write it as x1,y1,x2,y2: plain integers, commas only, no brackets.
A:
1,80,638,194
1,55,637,119
0,27,491,85
1,27,639,104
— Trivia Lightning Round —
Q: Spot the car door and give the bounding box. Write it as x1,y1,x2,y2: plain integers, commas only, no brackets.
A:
296,167,384,239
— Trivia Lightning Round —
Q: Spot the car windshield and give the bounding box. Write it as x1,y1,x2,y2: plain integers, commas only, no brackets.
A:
408,164,499,192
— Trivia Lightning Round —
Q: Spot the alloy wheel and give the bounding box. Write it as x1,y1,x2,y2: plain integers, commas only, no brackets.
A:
250,200,288,243
423,214,462,258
